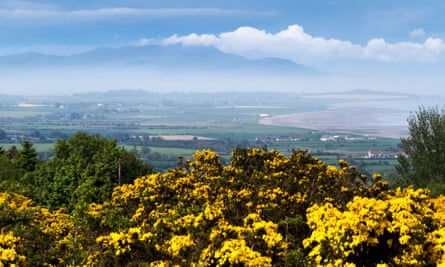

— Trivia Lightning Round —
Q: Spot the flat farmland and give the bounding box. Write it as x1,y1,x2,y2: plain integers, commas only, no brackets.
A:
1,89,443,176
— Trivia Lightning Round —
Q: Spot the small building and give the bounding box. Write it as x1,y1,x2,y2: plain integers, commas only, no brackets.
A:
367,150,384,159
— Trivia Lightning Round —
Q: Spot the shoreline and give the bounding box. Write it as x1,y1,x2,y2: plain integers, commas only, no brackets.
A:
259,112,408,139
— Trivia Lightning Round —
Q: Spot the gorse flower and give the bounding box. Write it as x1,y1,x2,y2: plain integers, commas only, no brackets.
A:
2,148,445,266
304,187,445,266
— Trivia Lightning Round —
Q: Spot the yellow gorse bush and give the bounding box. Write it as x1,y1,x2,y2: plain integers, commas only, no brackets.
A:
304,187,445,266
0,230,26,266
0,192,78,266
3,148,445,266
83,148,386,266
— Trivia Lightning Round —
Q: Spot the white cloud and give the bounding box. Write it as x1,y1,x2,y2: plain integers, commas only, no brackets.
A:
162,24,445,64
137,38,153,47
363,37,445,62
164,33,219,47
164,25,362,64
410,28,426,38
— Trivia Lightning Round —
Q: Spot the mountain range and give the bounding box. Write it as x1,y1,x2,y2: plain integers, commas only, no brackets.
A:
0,44,316,75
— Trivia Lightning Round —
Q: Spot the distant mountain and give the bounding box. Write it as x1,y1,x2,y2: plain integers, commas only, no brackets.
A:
0,52,64,66
0,44,317,75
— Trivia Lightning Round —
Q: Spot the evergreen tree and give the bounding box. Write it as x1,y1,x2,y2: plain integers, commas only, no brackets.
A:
0,152,22,193
6,146,18,159
16,140,39,172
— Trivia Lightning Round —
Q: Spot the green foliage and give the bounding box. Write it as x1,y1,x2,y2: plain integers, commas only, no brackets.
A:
39,132,153,210
118,147,153,185
15,140,39,172
396,106,445,194
0,142,42,197
0,153,21,192
6,145,18,159
0,133,152,211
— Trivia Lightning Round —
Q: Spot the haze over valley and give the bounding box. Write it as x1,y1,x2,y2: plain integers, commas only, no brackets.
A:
1,1,445,95
1,41,444,95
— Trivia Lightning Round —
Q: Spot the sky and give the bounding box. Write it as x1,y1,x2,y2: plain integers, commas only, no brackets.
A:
1,0,445,95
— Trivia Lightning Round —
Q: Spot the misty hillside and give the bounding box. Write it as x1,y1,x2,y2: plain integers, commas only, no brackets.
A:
0,44,316,75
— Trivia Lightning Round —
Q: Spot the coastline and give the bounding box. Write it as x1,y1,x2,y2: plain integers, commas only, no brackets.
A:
259,111,409,139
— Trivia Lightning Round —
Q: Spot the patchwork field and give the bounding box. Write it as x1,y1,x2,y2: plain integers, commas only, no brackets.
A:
1,89,444,176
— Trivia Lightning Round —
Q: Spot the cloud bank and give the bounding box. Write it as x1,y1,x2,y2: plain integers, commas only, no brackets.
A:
163,24,445,64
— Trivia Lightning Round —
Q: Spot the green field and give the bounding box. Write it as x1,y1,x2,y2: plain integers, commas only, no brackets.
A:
0,90,407,176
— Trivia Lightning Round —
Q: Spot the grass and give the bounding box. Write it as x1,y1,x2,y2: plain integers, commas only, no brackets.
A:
138,146,197,156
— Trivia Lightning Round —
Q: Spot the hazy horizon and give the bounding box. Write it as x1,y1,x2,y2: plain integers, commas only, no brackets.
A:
1,1,445,95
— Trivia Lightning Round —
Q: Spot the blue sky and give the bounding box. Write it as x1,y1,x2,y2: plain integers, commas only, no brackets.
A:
1,0,445,94
3,0,445,51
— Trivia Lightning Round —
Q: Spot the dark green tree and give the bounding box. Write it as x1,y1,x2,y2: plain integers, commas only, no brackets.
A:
6,146,18,159
0,143,40,197
396,106,445,194
0,153,22,193
117,147,153,185
39,132,152,210
15,140,39,172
